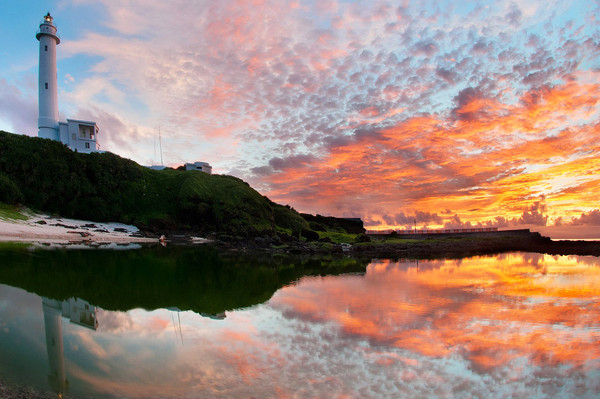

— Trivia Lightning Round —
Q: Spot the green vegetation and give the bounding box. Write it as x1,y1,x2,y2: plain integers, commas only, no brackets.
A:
301,213,365,234
0,203,28,221
0,172,23,204
0,241,31,251
0,131,326,238
271,202,310,236
317,230,357,243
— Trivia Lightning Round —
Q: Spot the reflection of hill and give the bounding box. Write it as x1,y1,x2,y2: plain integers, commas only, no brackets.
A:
0,246,368,314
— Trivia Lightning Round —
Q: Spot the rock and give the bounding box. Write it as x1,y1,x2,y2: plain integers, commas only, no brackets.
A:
254,236,269,246
54,223,76,229
67,231,92,237
340,243,352,252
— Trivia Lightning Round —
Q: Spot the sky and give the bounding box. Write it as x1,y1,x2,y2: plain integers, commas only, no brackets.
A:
1,0,599,238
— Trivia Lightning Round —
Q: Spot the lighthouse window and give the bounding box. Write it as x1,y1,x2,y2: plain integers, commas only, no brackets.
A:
45,82,48,89
85,142,90,149
45,45,48,51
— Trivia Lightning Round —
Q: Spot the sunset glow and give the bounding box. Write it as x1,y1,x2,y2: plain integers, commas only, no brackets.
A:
1,1,599,236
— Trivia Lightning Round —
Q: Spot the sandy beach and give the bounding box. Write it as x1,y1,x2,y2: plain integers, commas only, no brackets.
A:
0,211,159,247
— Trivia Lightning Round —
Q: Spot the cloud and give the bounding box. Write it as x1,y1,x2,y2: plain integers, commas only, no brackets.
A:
436,68,458,85
412,40,439,57
268,154,318,171
452,87,492,122
439,202,549,230
74,106,145,158
571,209,600,226
0,79,37,136
261,73,600,229
515,198,548,226
505,3,523,27
377,211,444,228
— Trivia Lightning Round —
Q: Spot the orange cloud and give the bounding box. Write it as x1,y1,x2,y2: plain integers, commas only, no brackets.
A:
263,77,600,231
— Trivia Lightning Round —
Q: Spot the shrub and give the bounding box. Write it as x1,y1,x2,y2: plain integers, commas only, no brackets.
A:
308,221,327,231
301,229,320,242
355,233,371,243
0,173,23,204
271,203,309,234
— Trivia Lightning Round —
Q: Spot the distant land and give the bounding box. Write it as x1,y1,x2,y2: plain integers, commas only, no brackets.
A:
1,130,599,257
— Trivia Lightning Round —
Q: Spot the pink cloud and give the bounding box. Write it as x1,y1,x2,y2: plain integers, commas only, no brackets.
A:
571,209,600,226
0,79,37,136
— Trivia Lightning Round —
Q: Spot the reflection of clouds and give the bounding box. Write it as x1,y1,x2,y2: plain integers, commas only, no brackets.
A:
2,253,599,397
147,315,171,332
267,253,600,396
96,309,134,333
69,330,108,359
0,285,50,390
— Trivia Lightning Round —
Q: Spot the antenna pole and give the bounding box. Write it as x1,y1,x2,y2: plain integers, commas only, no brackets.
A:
159,126,163,166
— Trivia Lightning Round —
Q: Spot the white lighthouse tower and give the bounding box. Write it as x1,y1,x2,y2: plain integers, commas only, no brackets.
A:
36,12,100,153
36,13,60,140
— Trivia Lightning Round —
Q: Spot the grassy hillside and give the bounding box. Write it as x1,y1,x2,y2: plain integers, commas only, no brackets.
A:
0,131,309,237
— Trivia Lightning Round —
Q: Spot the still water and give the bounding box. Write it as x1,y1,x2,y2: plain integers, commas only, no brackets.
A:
0,246,599,398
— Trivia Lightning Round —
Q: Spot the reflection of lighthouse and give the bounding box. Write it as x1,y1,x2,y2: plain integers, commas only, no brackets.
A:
41,297,98,396
42,298,67,395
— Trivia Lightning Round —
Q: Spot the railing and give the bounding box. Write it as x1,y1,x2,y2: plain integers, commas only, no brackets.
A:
367,227,499,235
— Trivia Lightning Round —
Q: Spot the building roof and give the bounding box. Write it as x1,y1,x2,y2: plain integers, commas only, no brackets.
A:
66,118,97,125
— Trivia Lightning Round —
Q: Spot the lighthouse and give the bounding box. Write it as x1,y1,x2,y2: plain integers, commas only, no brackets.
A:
36,12,100,152
36,13,60,140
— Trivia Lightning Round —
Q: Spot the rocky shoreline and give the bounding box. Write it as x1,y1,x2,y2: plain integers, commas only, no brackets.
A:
0,213,159,247
1,214,599,259
204,229,600,258
351,235,600,258
0,378,55,399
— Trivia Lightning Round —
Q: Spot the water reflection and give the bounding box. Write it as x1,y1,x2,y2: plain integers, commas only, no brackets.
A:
0,251,598,397
0,245,368,315
42,297,98,395
269,253,600,396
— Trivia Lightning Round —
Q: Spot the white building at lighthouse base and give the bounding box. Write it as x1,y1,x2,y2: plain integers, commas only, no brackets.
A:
57,119,99,153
